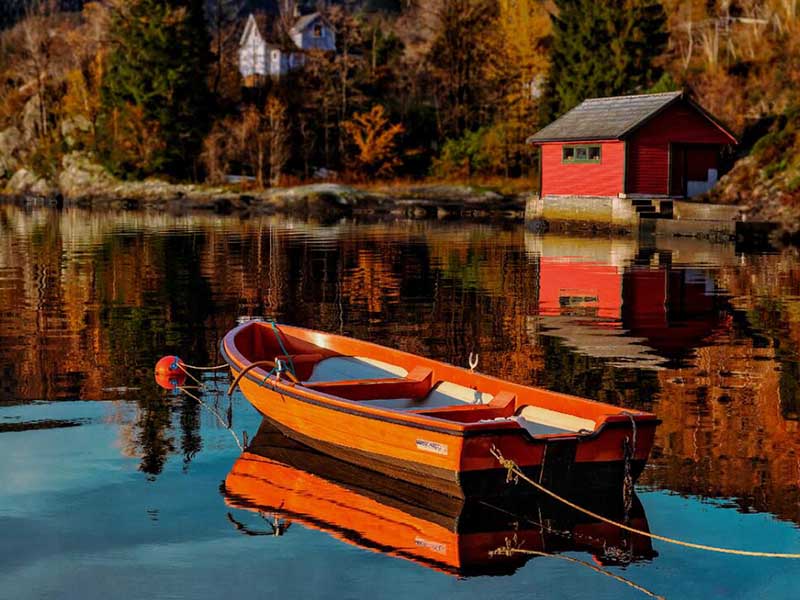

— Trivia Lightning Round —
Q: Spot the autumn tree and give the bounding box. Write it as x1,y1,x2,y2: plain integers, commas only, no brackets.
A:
327,7,368,151
545,0,668,119
59,2,111,150
207,0,244,98
202,95,289,187
11,0,86,175
264,96,289,187
99,0,211,178
290,7,371,173
18,0,65,143
301,52,341,170
427,0,497,138
484,0,551,175
343,104,404,178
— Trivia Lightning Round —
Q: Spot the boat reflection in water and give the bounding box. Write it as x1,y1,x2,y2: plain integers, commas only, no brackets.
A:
221,419,656,577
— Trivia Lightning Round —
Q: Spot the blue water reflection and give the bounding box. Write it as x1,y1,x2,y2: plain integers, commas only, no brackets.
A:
1,399,799,599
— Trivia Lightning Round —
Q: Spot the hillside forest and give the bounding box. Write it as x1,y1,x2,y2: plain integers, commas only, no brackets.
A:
0,0,799,198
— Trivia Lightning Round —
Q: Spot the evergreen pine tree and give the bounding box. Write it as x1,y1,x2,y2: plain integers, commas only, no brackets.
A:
99,0,211,178
545,0,668,120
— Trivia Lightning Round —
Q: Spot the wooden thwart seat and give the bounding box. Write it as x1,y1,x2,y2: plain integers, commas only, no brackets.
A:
303,366,433,401
516,406,595,434
304,356,408,383
411,391,516,421
364,380,497,411
414,391,596,437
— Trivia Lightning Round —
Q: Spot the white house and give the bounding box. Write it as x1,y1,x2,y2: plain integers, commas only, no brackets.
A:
239,12,336,84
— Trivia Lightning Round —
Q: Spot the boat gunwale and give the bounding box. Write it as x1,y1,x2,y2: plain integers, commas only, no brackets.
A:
221,321,660,443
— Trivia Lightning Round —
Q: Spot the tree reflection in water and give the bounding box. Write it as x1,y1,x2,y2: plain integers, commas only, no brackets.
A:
0,206,797,525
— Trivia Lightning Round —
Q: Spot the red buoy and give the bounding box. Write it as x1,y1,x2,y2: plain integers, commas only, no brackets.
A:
155,355,186,390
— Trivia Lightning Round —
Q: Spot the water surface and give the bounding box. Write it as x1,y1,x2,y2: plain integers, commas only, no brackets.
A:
1,206,799,599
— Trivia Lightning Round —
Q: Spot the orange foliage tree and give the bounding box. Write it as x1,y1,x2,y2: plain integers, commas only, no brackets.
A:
342,105,404,179
202,95,289,187
104,104,167,176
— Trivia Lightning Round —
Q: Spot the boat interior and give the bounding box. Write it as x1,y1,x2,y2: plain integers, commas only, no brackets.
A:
231,323,601,438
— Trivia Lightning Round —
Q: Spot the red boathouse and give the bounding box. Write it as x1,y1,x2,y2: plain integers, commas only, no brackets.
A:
529,91,737,199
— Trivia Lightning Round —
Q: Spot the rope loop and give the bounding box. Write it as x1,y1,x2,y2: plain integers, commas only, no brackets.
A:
491,445,519,485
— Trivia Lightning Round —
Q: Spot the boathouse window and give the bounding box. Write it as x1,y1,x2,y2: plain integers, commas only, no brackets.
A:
562,145,601,163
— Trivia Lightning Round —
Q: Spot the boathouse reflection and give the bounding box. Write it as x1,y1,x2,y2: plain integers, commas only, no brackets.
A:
533,235,729,368
529,234,800,525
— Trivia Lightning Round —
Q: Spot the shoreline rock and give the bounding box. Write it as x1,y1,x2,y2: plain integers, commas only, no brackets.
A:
0,152,528,221
6,168,58,197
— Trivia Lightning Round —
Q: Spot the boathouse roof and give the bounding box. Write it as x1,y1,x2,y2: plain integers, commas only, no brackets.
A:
528,91,725,143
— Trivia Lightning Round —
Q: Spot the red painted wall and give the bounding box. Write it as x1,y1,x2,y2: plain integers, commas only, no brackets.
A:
626,101,734,195
540,140,625,197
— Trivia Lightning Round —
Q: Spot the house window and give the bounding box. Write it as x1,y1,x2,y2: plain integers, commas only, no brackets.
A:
313,24,323,38
562,144,602,163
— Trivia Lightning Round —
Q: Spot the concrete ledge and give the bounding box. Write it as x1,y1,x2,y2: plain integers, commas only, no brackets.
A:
672,200,742,221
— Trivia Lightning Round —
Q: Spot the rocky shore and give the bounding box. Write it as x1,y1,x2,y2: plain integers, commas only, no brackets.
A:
703,154,799,242
0,152,527,220
702,107,800,243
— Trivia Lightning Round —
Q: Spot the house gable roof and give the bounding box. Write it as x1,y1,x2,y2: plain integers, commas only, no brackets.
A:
291,12,324,34
528,91,737,144
239,13,263,47
239,12,298,52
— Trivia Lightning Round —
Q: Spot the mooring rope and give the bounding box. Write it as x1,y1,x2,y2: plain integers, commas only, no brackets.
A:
489,446,800,559
160,357,248,452
226,360,299,396
177,363,204,387
179,385,244,451
622,411,638,522
269,321,296,378
491,536,664,600
180,363,229,371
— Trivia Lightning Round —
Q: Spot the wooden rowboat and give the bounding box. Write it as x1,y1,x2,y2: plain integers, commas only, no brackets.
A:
222,419,656,577
222,320,660,498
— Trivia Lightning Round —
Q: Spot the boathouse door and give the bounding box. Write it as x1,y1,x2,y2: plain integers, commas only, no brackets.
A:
670,144,720,198
669,144,688,198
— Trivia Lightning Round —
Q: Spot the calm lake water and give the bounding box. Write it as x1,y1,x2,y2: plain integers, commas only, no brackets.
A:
1,205,799,599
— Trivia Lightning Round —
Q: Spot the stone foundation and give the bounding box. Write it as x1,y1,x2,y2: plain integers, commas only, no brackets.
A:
526,194,746,239
526,194,638,233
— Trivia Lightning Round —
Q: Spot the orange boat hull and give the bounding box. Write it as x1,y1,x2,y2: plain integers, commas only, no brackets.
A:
223,321,659,498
